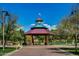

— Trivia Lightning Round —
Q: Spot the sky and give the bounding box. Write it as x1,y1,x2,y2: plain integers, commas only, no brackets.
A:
0,3,75,32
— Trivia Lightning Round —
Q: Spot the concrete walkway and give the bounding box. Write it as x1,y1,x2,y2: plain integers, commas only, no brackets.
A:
8,45,74,56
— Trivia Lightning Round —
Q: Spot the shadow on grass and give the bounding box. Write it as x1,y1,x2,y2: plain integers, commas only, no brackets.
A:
60,48,79,55
46,48,69,55
46,47,79,55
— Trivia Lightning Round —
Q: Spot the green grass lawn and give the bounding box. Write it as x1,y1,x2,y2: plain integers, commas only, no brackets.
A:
60,48,79,55
0,47,16,56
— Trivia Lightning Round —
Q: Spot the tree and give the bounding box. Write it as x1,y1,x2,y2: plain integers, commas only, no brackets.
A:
5,14,17,45
59,4,79,53
0,9,25,48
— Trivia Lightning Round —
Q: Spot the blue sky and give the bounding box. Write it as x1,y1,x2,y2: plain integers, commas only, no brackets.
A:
0,3,75,31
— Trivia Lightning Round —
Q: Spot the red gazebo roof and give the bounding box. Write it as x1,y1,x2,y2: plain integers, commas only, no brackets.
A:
25,28,50,35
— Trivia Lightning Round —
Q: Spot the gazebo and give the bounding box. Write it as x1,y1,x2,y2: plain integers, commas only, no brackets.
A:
25,17,50,45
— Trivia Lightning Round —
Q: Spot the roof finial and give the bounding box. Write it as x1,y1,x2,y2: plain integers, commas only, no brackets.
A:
38,12,41,17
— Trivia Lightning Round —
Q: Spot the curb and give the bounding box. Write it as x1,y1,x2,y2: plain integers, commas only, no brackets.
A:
58,48,75,56
3,47,23,56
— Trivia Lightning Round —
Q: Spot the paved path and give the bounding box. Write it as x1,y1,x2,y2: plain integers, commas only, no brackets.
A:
9,45,73,56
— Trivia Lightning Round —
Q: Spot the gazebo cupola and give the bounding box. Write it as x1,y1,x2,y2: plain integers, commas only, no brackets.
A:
36,17,43,23
31,17,48,29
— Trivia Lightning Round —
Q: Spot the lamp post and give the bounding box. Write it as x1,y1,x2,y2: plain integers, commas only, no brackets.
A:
2,10,9,51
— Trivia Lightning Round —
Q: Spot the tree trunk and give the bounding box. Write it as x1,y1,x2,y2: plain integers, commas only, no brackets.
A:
74,34,78,54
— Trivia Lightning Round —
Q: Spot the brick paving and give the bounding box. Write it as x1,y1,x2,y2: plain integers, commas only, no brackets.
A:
9,45,74,56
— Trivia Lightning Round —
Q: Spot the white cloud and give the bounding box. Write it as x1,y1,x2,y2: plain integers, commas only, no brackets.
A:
31,24,35,26
23,25,30,32
43,24,51,31
51,25,57,30
30,24,35,27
